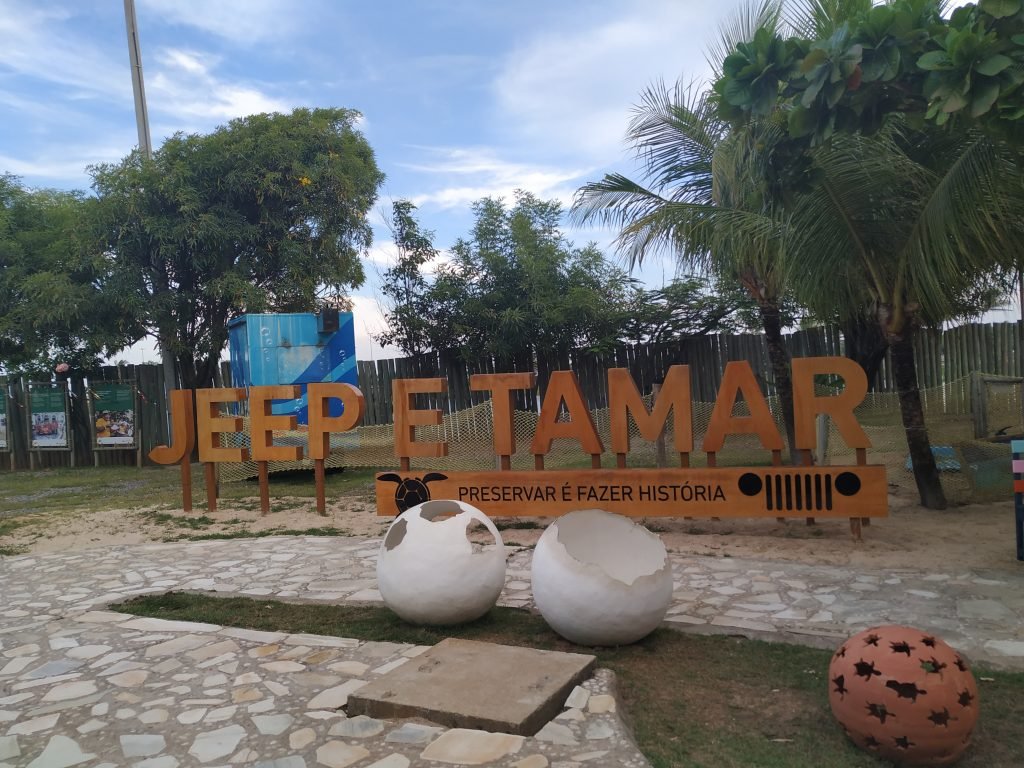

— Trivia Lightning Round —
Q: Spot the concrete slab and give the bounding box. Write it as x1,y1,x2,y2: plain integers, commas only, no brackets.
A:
346,638,595,736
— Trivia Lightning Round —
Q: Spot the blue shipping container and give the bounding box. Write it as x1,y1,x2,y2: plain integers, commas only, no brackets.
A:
228,312,357,425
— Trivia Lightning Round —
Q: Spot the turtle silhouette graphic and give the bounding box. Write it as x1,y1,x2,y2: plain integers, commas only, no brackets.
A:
378,472,448,513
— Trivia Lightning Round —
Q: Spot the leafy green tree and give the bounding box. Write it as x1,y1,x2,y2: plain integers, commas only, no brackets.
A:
620,275,801,344
88,107,384,390
377,200,439,356
0,175,139,375
403,192,636,362
785,122,1018,507
711,0,1024,508
714,0,1024,145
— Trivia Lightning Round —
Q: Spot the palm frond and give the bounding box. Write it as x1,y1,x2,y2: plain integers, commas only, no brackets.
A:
899,133,1020,322
626,81,724,194
706,0,783,76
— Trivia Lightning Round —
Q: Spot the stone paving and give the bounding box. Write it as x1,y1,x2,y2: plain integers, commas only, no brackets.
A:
0,535,1022,767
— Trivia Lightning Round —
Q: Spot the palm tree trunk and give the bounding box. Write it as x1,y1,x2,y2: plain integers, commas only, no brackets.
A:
759,301,799,464
889,330,947,509
841,315,888,391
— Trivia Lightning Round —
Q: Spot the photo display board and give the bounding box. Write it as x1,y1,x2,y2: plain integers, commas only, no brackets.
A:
0,388,8,450
29,383,69,450
92,382,137,449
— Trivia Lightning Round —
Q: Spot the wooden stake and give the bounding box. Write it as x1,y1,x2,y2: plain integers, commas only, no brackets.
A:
616,453,627,469
499,454,511,471
181,457,192,512
400,456,410,472
314,458,326,516
591,454,601,469
534,454,545,470
204,462,217,513
258,461,270,516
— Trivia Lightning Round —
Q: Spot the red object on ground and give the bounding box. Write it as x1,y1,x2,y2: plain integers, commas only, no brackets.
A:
828,625,978,767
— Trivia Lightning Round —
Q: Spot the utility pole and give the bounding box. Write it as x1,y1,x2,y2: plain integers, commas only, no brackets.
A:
123,0,152,159
123,0,177,434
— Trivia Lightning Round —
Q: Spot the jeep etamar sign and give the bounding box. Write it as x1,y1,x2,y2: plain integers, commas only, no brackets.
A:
150,357,886,533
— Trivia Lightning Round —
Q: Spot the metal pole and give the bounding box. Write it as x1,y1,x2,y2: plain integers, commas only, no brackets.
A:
123,0,177,433
1017,268,1024,432
123,0,152,159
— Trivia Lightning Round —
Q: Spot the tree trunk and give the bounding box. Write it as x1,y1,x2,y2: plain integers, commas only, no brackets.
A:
890,330,947,509
178,354,199,393
759,301,799,464
842,314,888,390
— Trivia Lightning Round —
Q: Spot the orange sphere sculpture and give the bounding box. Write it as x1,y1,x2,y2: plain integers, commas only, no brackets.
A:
828,625,978,767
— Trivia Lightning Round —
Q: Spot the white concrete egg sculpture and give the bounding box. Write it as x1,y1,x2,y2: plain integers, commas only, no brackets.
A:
377,499,506,626
531,509,673,646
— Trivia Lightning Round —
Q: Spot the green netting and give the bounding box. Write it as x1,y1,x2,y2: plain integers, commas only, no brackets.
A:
218,376,1017,505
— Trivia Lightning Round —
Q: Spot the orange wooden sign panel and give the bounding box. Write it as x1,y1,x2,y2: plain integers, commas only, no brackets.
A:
150,356,889,530
375,466,887,519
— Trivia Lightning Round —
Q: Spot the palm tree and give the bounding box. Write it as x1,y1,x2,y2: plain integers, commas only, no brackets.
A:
788,123,1020,508
570,0,873,462
572,79,802,461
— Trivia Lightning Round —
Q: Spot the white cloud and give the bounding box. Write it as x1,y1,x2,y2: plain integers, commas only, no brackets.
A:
365,241,397,268
493,0,724,159
349,294,402,361
138,0,303,44
147,47,292,124
364,240,453,279
0,2,293,154
403,146,586,211
0,139,136,183
0,1,129,100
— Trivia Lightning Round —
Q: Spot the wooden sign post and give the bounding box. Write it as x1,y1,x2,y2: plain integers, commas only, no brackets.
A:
307,383,365,515
149,390,196,511
195,388,248,513
249,385,302,515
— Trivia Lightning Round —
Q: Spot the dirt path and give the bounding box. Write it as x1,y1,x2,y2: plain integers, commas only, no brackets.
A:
3,483,1019,572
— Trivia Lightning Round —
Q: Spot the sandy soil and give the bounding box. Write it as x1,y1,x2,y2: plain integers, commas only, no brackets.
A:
3,485,1019,574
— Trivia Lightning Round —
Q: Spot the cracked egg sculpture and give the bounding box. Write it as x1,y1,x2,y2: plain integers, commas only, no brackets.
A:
828,625,978,767
531,509,673,646
377,499,506,626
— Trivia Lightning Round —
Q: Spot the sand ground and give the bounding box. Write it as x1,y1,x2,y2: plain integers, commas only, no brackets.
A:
3,482,1018,573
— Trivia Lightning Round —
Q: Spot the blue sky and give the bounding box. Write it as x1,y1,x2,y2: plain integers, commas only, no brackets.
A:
1,0,737,361
3,0,1005,363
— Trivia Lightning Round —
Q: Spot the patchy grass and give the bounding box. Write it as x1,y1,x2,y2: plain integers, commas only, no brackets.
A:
177,526,349,542
0,464,379,549
114,593,1024,768
142,511,217,530
492,519,543,531
0,466,183,517
0,517,32,537
218,467,378,501
0,465,378,518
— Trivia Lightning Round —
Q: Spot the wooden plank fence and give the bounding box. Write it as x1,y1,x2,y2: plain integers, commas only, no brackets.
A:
0,321,1016,465
1,365,170,471
356,322,1021,425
